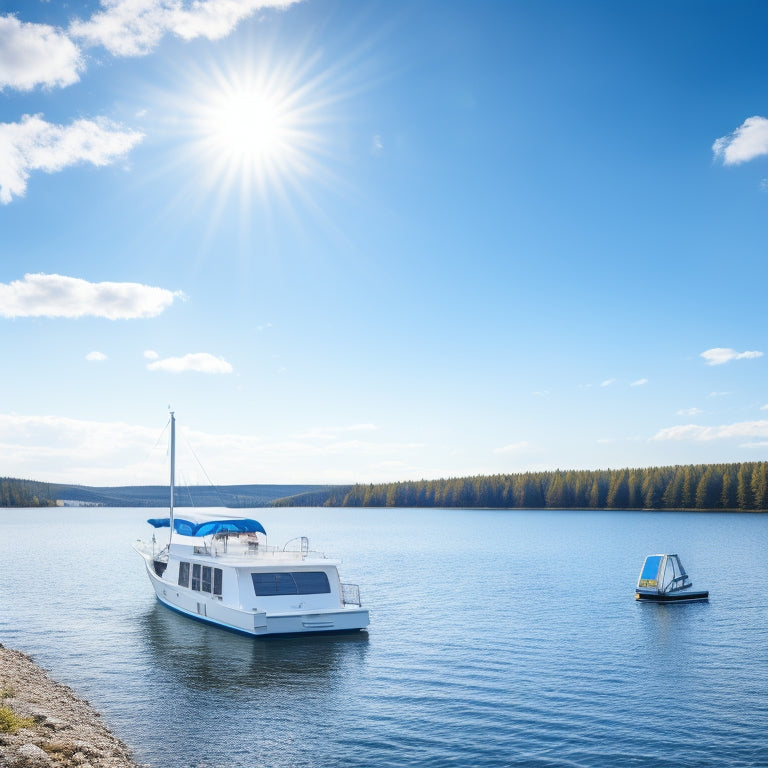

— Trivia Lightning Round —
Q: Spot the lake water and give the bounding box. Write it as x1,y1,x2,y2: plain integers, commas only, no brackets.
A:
1,507,766,767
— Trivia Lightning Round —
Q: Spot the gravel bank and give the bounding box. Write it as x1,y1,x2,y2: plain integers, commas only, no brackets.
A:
0,644,143,768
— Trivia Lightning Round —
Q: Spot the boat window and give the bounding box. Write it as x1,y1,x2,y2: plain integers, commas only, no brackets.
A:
191,563,201,591
178,562,190,588
213,568,222,596
294,571,331,594
251,572,331,596
201,566,212,593
275,572,297,595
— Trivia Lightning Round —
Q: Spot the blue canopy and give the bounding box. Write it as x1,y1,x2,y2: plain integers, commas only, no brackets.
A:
147,517,267,537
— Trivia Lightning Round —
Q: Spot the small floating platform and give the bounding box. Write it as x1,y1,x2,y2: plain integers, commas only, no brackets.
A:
635,554,709,603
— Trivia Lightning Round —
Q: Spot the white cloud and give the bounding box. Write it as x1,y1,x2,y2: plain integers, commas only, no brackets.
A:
653,420,768,442
86,351,107,362
0,411,428,485
69,0,300,57
630,378,648,387
0,273,182,319
761,404,768,411
0,15,83,91
713,116,768,166
677,407,702,416
0,114,143,203
147,352,233,374
493,441,530,455
144,349,159,359
700,347,763,366
600,379,616,387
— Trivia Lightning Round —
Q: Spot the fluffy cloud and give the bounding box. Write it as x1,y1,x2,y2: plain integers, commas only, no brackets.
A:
653,420,768,442
700,347,763,365
0,15,83,90
713,116,768,165
147,352,233,373
69,0,300,57
86,351,108,361
0,114,144,203
0,273,182,319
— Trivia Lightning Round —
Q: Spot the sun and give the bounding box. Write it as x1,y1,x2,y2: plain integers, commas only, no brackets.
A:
179,57,326,202
198,80,298,180
210,90,287,162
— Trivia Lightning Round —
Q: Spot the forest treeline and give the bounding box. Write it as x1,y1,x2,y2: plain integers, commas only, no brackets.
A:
273,462,768,511
0,478,56,507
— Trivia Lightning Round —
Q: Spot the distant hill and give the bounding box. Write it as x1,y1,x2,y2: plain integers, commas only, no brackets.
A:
49,483,332,508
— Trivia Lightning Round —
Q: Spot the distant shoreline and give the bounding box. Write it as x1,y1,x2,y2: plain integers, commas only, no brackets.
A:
0,643,142,768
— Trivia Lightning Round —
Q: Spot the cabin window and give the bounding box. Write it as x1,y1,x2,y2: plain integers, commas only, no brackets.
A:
191,564,201,591
201,566,212,593
251,571,331,596
185,564,223,595
294,571,331,595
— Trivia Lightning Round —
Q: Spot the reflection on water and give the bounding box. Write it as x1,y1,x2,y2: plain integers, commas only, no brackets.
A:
142,603,369,693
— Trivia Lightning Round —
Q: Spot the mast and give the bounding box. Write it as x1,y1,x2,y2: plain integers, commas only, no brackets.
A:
169,410,175,543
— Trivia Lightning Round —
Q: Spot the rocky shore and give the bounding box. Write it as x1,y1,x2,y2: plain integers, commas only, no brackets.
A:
0,644,142,768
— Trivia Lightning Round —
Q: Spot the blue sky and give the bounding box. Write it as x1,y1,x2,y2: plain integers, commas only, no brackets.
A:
1,0,767,486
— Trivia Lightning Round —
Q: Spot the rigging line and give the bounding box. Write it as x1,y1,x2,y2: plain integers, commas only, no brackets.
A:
185,435,227,508
178,469,196,509
131,418,171,486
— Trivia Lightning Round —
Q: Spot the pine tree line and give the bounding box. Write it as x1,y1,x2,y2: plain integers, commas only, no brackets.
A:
274,462,768,511
0,478,57,507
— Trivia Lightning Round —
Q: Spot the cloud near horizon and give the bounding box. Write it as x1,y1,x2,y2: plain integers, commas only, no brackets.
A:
653,420,768,442
0,412,425,485
700,347,763,365
0,273,182,319
713,116,768,165
0,114,143,203
146,352,233,374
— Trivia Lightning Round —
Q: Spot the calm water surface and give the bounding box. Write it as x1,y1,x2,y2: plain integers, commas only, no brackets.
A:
1,507,766,767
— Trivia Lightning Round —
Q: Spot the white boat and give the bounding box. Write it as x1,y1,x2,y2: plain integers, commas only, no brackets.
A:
634,553,709,603
133,413,370,636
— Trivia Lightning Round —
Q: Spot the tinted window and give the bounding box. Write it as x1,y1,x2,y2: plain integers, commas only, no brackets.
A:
252,573,277,595
191,563,201,591
201,566,212,593
275,573,297,595
251,572,331,596
213,568,222,596
178,562,190,587
294,571,330,594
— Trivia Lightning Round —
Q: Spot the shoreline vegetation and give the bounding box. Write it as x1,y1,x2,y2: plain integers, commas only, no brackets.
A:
1,462,767,512
0,643,141,768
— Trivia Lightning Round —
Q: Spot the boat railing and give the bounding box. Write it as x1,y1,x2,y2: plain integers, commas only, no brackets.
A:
207,539,326,561
341,583,361,607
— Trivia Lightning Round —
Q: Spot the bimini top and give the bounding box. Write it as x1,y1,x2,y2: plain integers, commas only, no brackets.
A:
147,516,267,537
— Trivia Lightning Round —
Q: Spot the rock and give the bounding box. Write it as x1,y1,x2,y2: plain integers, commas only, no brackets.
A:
0,645,142,768
12,744,51,767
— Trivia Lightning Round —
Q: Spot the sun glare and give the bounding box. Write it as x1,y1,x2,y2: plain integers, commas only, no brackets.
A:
176,55,331,205
205,86,291,168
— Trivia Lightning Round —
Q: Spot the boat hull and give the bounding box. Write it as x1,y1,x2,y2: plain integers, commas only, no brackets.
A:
635,590,709,603
141,554,369,636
